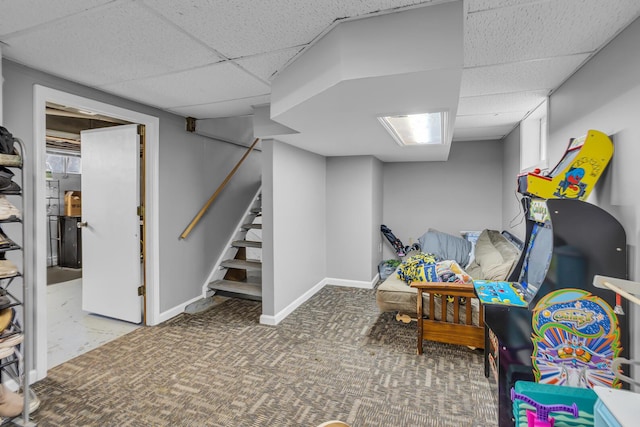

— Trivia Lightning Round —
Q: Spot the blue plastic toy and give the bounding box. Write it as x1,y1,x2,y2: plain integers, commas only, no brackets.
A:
510,388,579,427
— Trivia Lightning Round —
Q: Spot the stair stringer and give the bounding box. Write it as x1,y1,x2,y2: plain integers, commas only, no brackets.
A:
201,186,262,297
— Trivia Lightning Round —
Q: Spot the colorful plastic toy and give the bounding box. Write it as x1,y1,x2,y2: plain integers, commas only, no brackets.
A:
511,388,578,427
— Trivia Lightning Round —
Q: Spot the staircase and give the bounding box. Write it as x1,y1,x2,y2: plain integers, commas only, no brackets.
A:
207,193,262,301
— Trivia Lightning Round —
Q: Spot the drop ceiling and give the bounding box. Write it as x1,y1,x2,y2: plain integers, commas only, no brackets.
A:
1,0,639,161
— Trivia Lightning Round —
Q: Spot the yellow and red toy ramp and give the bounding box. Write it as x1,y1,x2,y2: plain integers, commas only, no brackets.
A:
518,129,613,201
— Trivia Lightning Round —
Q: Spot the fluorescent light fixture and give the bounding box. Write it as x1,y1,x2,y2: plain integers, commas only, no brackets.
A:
378,112,447,146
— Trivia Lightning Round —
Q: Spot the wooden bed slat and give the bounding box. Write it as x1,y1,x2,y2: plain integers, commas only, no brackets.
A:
453,298,460,324
411,281,485,354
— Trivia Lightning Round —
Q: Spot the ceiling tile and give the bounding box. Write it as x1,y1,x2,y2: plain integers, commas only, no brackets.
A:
100,62,270,112
465,0,640,67
1,0,636,155
169,95,271,119
144,0,433,58
0,0,112,36
461,55,588,97
458,90,547,116
453,125,515,141
455,111,526,128
467,0,538,14
1,1,222,86
235,47,302,82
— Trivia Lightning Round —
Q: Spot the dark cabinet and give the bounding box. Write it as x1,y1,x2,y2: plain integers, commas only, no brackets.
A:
58,216,82,268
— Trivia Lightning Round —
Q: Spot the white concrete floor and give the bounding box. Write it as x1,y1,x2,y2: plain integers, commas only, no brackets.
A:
47,279,140,369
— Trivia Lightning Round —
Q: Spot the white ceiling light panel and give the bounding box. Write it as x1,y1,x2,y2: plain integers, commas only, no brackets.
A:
378,112,447,146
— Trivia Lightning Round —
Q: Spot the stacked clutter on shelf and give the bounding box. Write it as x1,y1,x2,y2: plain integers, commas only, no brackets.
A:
0,125,38,424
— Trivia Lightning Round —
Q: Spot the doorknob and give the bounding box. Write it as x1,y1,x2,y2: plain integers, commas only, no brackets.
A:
77,221,88,228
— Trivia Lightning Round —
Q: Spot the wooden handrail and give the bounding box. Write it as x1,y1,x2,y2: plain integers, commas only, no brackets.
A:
180,137,260,240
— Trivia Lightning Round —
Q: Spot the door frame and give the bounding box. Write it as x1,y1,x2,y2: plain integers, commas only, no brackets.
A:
33,85,160,380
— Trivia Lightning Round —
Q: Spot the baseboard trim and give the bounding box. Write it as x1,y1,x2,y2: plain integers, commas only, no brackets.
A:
259,278,326,326
162,272,381,326
324,275,378,289
259,274,379,325
157,294,203,324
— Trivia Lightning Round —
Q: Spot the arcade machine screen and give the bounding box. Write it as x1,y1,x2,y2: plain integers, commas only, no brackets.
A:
517,223,553,301
546,147,579,178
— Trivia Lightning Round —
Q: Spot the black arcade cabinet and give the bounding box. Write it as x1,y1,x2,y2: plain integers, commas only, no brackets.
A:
480,197,629,426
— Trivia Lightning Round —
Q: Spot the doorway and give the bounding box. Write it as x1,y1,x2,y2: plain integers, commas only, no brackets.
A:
33,86,160,380
44,104,139,369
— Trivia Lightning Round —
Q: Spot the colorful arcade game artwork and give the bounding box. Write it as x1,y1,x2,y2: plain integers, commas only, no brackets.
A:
518,129,613,201
531,288,622,390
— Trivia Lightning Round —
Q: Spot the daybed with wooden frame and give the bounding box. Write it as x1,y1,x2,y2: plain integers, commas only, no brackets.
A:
376,229,522,354
410,281,485,354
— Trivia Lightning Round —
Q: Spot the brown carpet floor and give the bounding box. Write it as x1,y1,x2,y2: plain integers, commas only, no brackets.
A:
30,285,498,427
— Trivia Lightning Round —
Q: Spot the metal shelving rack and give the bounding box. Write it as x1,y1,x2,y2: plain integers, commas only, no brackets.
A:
0,136,36,426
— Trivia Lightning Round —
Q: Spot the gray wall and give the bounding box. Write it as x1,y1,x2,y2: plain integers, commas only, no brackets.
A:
371,157,383,276
2,59,261,315
381,139,503,259
265,149,383,320
261,139,275,315
160,112,261,310
542,16,640,363
326,156,380,282
265,139,326,316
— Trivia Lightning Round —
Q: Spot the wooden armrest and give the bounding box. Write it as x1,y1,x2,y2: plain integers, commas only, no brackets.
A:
410,281,477,297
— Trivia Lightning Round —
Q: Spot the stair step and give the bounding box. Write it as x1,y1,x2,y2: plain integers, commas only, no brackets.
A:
208,279,262,298
221,259,262,271
250,208,262,214
232,240,262,248
241,223,262,230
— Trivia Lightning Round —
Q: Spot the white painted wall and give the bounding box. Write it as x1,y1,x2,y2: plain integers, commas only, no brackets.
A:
501,126,526,240
326,156,379,283
544,16,640,364
262,139,326,322
381,139,503,259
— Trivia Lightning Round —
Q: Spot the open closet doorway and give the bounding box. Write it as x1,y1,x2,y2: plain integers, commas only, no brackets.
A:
45,103,140,369
33,86,160,381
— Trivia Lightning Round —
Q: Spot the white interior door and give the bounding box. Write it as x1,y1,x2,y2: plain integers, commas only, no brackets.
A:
81,124,142,323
